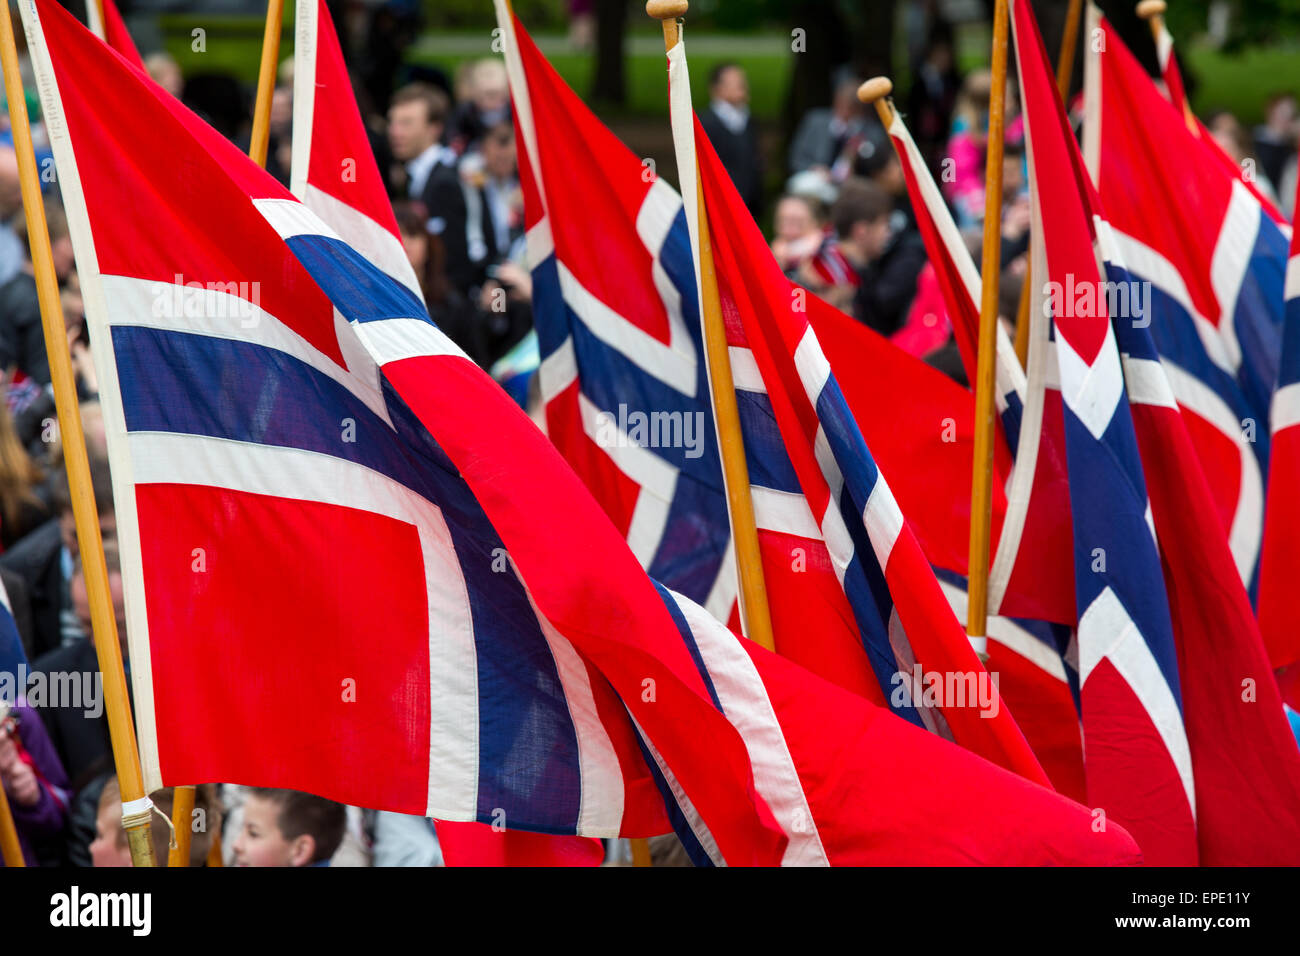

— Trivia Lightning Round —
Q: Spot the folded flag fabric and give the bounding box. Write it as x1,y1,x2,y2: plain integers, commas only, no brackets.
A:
884,108,1083,798
497,0,737,624
291,0,599,866
664,28,1048,787
1013,0,1197,865
1258,173,1300,708
1017,0,1300,865
23,0,806,862
499,1,1023,717
650,582,1140,866
1083,6,1288,598
290,0,421,295
85,0,143,70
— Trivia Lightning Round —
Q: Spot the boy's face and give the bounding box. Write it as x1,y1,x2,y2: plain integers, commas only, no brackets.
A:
233,794,316,867
90,799,133,867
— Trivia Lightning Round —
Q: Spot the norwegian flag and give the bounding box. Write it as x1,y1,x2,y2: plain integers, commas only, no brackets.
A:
1259,178,1300,709
290,0,603,866
497,3,736,623
1083,8,1289,598
290,0,420,296
1142,7,1287,223
664,33,1047,786
22,0,818,861
650,583,1140,866
1012,0,1197,865
1017,0,1300,865
884,109,1083,797
29,0,1154,867
499,4,1012,684
85,0,143,69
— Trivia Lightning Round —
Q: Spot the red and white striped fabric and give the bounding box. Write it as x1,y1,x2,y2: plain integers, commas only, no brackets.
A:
881,108,1084,799
1142,5,1286,223
1020,0,1300,864
84,0,144,70
24,0,807,861
1259,177,1300,709
289,0,605,866
665,28,1049,785
653,585,1140,866
290,0,420,296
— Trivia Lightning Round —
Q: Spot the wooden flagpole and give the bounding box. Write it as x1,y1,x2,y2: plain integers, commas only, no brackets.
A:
249,0,284,167
87,0,107,40
647,0,775,655
0,704,24,866
966,0,1011,651
1013,0,1082,367
1136,1,1199,134
0,776,23,866
168,785,195,866
0,0,156,866
207,827,224,867
641,0,774,868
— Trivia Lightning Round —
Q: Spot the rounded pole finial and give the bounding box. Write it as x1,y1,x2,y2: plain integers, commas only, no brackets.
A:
1136,0,1167,20
646,0,688,20
857,76,894,105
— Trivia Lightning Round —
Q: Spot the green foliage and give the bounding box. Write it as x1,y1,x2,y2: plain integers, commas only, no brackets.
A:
421,0,565,31
1164,0,1300,50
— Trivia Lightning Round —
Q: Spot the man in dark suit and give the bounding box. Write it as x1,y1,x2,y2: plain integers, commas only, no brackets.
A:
386,82,456,212
699,62,764,220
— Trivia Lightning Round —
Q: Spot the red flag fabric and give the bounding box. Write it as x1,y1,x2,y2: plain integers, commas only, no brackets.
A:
87,0,144,70
1019,0,1300,864
434,822,604,867
672,36,1048,785
24,0,807,861
1257,161,1300,706
290,0,419,293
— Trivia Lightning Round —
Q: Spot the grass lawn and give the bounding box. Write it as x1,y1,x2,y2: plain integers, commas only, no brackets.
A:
155,17,1297,128
1183,44,1300,125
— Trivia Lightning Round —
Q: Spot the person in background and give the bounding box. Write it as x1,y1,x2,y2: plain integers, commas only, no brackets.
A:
0,196,77,388
91,779,218,867
0,148,26,288
788,73,869,187
833,178,927,337
393,198,448,309
1,448,115,662
700,62,764,219
0,699,69,866
906,20,961,179
770,193,829,279
232,788,347,867
386,82,456,206
1253,93,1298,195
447,59,511,155
1208,109,1280,206
143,52,183,99
0,397,46,551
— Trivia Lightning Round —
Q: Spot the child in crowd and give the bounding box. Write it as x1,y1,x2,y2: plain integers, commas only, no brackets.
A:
90,777,217,867
232,787,346,867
